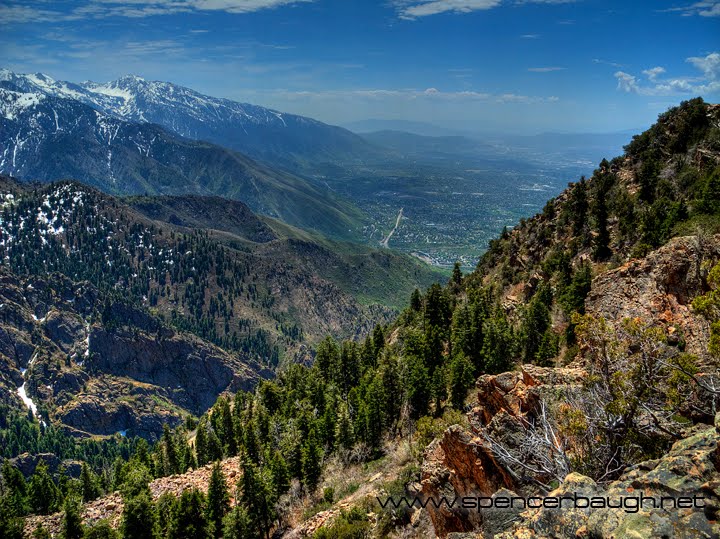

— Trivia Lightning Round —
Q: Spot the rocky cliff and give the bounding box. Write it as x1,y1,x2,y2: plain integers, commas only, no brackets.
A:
0,267,262,439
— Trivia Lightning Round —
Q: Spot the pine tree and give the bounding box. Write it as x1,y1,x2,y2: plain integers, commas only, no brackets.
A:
83,520,119,539
60,495,84,539
169,488,209,539
28,460,60,515
448,353,474,410
315,336,339,380
335,401,354,451
450,261,463,289
80,462,100,503
120,467,158,539
0,496,24,539
206,463,229,539
481,310,514,374
162,424,179,476
410,288,422,312
521,285,552,363
363,376,385,452
405,354,430,419
222,505,252,539
268,451,290,498
156,492,177,539
1,460,28,516
239,461,275,539
569,177,589,240
216,398,237,457
301,429,323,493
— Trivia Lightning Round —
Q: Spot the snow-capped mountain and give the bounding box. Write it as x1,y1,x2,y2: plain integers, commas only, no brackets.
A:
0,82,365,239
0,69,378,172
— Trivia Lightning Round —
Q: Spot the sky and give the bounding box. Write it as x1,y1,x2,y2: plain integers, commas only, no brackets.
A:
1,0,719,134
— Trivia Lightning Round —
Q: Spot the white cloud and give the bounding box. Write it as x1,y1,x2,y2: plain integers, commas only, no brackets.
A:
614,52,720,96
642,66,665,82
392,0,574,19
593,58,624,68
687,52,720,79
0,0,313,24
268,87,559,104
662,1,720,17
393,0,500,19
528,66,565,72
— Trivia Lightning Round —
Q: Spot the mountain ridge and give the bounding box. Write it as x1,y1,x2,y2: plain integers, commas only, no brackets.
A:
0,83,368,240
0,68,382,175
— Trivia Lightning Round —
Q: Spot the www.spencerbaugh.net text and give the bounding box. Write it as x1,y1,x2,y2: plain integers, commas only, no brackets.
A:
376,494,707,514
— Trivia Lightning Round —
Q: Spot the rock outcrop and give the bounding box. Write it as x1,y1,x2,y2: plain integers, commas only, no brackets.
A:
420,366,586,538
586,234,720,360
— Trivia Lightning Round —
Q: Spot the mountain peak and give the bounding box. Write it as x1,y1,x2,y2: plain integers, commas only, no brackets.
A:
113,74,146,86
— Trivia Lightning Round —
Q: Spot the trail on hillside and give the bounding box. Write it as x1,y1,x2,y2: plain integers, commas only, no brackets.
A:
381,207,403,248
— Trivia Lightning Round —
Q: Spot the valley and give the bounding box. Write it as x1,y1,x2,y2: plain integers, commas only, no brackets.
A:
321,156,594,269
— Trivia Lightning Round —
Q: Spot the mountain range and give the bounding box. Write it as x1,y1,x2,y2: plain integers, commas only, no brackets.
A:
0,174,443,438
0,78,369,241
0,70,380,175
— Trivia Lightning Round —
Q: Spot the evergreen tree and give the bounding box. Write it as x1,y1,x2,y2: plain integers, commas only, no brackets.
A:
405,354,430,419
162,424,179,476
83,520,119,539
698,166,720,214
410,288,422,312
372,324,386,360
592,173,613,260
216,398,237,457
450,262,463,290
120,467,158,539
206,463,229,539
481,310,514,374
169,488,209,539
268,451,290,498
222,505,252,539
424,283,452,331
28,460,60,515
239,461,275,539
569,177,589,241
0,496,24,539
61,495,84,539
363,377,384,452
80,463,101,503
315,337,339,381
1,460,28,516
156,492,177,539
301,429,323,492
334,402,354,451
448,353,474,410
521,285,552,363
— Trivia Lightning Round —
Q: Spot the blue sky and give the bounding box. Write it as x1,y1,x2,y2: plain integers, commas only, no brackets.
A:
1,0,719,133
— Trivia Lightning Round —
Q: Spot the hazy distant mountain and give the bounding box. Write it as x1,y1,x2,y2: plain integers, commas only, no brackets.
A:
344,118,466,137
0,69,381,174
0,83,366,239
360,130,495,160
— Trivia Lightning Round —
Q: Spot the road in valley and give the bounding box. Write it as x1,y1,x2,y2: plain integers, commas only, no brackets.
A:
381,208,403,248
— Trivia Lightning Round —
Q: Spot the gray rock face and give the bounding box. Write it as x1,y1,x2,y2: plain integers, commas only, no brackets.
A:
0,267,262,439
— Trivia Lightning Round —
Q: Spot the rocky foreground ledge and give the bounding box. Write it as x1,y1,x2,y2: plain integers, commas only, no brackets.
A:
420,366,720,539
